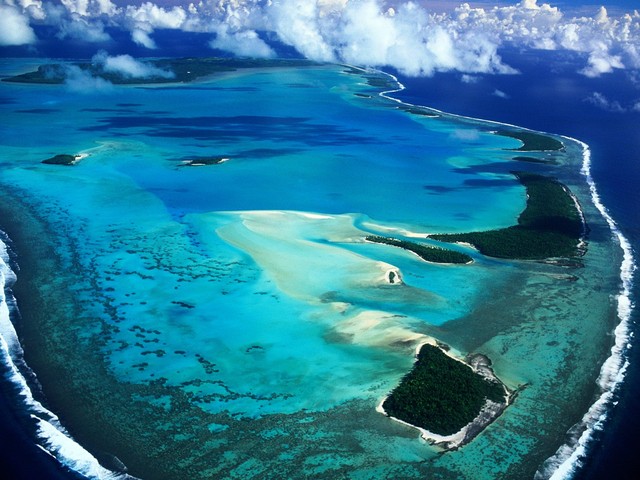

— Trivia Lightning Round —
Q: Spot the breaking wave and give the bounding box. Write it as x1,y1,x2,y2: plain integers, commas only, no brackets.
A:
369,68,636,480
0,232,130,480
533,140,635,479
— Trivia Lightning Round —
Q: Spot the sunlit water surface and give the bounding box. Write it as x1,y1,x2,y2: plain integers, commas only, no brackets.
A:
0,61,621,479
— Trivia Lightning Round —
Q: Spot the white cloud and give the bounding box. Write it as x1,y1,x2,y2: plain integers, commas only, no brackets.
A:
0,5,37,46
449,0,639,77
59,0,117,17
92,51,175,79
131,27,156,49
267,0,336,62
585,92,629,113
461,74,480,83
492,89,510,99
210,27,275,58
56,14,111,42
4,0,640,78
580,51,625,78
63,64,113,93
124,3,187,30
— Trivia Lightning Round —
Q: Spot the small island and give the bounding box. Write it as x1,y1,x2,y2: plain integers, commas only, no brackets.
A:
179,156,230,167
381,344,510,448
495,129,564,151
342,66,399,91
42,154,83,166
366,235,473,264
398,105,439,117
430,172,584,260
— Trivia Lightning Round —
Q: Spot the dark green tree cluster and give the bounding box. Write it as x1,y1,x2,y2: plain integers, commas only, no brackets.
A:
397,105,438,117
366,235,472,264
42,154,78,165
383,344,505,436
495,130,564,151
431,172,583,260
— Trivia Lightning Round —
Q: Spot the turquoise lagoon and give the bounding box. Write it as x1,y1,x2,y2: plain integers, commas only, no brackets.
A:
0,60,622,479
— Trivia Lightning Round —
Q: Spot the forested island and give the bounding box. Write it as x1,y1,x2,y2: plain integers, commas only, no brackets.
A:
179,156,229,166
397,104,439,117
382,344,507,437
495,130,564,151
365,235,472,264
42,154,81,165
3,58,319,85
430,172,584,260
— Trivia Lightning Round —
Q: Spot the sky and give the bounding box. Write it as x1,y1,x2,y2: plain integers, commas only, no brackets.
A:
0,0,639,81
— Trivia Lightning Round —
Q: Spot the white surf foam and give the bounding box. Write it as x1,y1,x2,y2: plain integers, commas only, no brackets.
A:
533,140,636,479
367,68,636,480
0,234,131,480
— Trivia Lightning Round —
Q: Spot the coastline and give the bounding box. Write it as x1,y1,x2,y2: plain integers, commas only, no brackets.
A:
0,62,632,478
0,195,130,480
363,235,474,265
376,341,514,451
365,67,635,478
535,139,636,479
1,232,78,480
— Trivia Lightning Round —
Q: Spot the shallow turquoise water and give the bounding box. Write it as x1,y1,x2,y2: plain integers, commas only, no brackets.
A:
0,60,620,479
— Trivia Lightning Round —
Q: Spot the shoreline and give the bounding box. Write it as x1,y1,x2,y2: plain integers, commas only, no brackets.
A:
0,62,633,478
366,67,635,476
0,195,131,480
376,342,514,451
363,235,474,265
535,139,636,479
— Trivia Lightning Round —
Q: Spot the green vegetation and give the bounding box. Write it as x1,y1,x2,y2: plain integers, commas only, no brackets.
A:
512,156,554,165
42,154,79,165
3,57,319,85
496,130,564,151
362,75,398,90
383,344,505,436
180,156,229,166
431,172,583,260
366,235,473,264
398,105,438,117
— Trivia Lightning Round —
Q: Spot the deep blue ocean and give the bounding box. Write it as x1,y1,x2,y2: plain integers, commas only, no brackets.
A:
392,48,640,479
